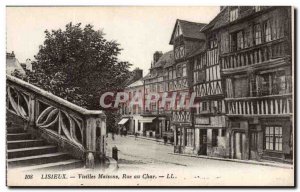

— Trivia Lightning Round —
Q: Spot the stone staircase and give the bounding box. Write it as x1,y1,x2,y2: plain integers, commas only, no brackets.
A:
6,111,83,171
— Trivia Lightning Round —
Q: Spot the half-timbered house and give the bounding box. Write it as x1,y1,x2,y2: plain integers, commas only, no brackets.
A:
188,21,227,157
143,51,174,138
216,6,293,162
167,19,207,154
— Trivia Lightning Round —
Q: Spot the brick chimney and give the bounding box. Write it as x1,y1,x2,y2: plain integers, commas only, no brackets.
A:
153,51,163,64
6,51,15,59
132,68,143,82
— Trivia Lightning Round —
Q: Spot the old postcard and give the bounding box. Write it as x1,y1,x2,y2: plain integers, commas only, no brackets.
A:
6,6,294,187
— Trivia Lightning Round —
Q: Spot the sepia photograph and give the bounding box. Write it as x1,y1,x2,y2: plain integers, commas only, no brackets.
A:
5,5,294,187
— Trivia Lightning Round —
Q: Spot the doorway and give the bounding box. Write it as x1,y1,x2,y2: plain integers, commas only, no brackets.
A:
199,129,207,155
233,132,246,159
249,131,258,160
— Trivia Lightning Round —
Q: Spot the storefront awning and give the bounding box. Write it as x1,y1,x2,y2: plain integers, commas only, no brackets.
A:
118,118,129,125
139,117,156,123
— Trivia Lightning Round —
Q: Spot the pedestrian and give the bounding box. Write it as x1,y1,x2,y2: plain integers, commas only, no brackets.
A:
134,132,138,140
123,127,127,137
112,145,119,161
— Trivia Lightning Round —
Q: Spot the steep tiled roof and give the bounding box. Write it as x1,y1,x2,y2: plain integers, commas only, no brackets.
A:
202,6,273,32
126,78,144,88
151,50,174,69
122,71,142,88
169,19,207,44
186,42,206,58
201,8,227,32
142,73,151,80
6,54,26,75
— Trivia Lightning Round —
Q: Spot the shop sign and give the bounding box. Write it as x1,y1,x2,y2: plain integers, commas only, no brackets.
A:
195,117,210,125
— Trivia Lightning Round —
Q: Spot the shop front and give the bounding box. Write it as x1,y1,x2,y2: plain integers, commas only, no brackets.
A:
173,123,194,154
228,116,293,163
194,115,227,157
117,117,130,134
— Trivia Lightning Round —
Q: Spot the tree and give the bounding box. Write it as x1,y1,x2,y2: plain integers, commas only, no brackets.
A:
15,22,132,131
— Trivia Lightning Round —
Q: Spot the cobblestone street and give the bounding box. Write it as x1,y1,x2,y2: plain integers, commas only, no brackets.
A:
106,134,294,186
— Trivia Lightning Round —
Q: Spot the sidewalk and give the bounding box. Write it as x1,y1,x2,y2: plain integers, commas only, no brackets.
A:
127,134,293,169
170,152,293,169
127,135,173,146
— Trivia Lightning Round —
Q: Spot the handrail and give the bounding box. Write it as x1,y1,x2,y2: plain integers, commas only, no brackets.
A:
7,75,105,116
6,75,106,169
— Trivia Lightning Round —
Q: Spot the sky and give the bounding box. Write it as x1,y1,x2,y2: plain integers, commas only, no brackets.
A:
6,6,220,76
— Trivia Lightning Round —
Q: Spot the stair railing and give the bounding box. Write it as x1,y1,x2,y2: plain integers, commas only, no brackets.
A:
6,75,106,169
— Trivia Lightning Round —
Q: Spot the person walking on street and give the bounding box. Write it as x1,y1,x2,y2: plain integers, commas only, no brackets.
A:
135,132,138,140
112,145,119,161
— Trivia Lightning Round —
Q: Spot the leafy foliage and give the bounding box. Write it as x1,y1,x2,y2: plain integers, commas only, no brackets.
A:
12,23,132,131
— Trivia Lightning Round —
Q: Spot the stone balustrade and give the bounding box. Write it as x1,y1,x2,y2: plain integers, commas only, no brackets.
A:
6,75,106,169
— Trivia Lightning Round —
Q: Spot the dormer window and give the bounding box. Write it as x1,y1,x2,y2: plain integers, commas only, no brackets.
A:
174,46,185,60
230,7,239,22
174,24,182,39
209,35,218,49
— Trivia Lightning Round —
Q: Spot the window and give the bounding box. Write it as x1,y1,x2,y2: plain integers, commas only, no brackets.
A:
196,70,205,83
168,70,172,80
175,48,179,60
230,8,239,22
212,129,218,147
221,33,230,53
234,77,249,98
173,69,176,79
230,33,237,52
175,24,182,38
237,31,244,50
244,28,252,48
221,129,226,137
186,129,194,147
180,46,185,58
175,46,185,60
260,73,271,96
250,75,257,97
254,24,262,45
257,71,291,96
272,17,284,40
277,74,288,94
194,59,197,70
182,64,187,77
169,82,174,91
209,35,217,49
217,100,223,113
176,64,184,77
202,101,207,111
265,126,282,151
264,20,272,42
